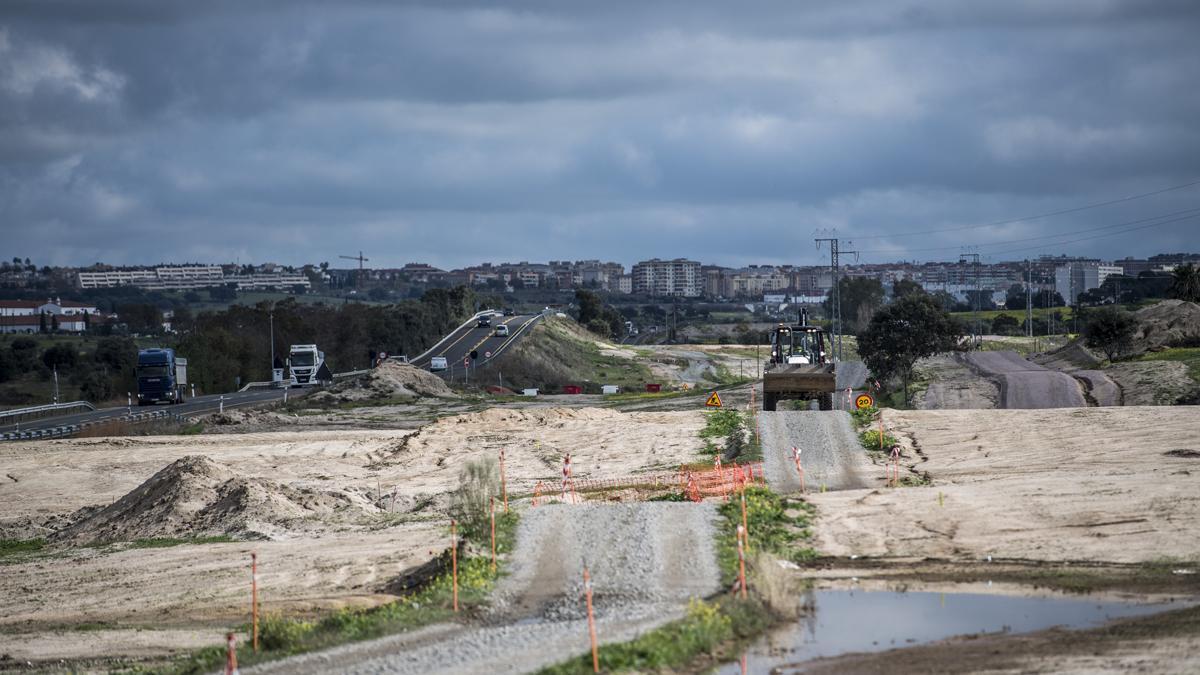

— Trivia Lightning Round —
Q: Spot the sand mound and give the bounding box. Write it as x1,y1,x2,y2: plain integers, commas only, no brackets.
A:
313,360,456,403
52,455,376,544
1132,300,1200,352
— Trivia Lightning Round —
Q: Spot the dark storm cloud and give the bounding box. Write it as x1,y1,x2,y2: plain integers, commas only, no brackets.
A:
1,1,1199,268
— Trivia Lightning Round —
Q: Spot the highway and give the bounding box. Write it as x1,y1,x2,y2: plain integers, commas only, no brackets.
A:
0,388,301,440
410,312,543,377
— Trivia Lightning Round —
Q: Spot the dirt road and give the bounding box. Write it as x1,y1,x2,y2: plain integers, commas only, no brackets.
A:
253,503,720,675
963,351,1087,408
759,411,871,493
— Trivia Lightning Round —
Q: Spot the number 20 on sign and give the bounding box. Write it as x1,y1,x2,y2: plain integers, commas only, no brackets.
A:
855,393,875,410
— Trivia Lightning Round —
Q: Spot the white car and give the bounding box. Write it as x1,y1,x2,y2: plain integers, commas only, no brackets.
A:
429,356,448,372
494,324,510,337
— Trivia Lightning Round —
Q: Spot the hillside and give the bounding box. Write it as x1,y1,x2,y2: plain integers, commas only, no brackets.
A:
476,317,654,393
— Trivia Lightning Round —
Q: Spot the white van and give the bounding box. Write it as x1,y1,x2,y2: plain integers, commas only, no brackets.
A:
494,324,510,337
429,356,448,372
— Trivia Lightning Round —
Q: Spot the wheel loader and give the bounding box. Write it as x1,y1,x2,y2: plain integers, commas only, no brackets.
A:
761,313,836,411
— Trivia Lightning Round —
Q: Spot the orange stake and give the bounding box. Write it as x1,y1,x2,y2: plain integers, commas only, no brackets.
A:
451,520,459,613
736,525,748,599
740,490,750,553
251,551,259,652
499,449,509,513
584,566,599,674
224,632,238,675
490,497,497,574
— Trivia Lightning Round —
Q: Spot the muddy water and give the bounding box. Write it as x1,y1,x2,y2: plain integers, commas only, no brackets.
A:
716,589,1178,673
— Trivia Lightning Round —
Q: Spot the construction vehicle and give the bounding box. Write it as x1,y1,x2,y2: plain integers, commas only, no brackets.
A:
761,310,836,411
287,344,325,386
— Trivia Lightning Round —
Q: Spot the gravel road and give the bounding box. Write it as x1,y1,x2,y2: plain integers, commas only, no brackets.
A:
962,351,1087,408
251,502,719,675
759,411,871,493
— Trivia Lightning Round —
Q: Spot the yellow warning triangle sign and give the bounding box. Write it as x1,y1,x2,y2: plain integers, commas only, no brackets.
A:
705,391,722,407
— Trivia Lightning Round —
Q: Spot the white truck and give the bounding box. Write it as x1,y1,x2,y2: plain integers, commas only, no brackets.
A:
288,344,326,386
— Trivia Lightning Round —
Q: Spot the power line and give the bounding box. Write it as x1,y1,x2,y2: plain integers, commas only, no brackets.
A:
985,211,1200,258
850,178,1200,240
857,206,1200,255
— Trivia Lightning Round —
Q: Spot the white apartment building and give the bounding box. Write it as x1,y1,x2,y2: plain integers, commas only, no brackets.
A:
78,265,223,289
631,258,702,297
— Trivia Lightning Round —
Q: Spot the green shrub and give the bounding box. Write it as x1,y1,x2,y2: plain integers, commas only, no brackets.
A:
849,405,877,428
448,458,500,543
858,429,899,452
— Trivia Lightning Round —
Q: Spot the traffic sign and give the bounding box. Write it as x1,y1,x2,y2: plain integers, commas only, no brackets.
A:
705,391,723,408
463,357,471,368
855,393,875,410
470,350,479,360
485,351,492,358
379,351,388,360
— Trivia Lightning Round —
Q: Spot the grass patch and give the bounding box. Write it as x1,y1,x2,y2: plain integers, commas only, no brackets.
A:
177,423,205,435
858,429,899,452
127,536,237,549
1137,347,1200,383
538,597,769,674
716,487,816,584
0,538,45,557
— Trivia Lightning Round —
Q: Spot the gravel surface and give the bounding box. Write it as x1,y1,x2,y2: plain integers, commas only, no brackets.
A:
251,502,720,675
759,411,871,493
962,351,1088,408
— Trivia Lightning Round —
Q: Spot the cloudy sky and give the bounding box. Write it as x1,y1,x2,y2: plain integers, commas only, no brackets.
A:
2,0,1199,270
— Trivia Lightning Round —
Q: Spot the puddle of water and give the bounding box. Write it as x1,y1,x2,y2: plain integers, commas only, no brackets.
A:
716,589,1177,673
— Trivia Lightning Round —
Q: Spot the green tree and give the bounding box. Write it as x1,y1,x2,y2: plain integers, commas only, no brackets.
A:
892,279,924,299
826,277,885,334
1004,283,1028,310
1083,306,1138,362
586,318,612,337
1168,263,1200,302
858,295,964,406
575,289,604,325
41,344,79,369
991,313,1020,336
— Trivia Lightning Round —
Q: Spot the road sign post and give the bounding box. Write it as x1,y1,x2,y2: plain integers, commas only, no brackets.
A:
705,391,723,408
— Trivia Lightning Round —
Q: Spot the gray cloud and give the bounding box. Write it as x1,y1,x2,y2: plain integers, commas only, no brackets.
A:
2,1,1199,269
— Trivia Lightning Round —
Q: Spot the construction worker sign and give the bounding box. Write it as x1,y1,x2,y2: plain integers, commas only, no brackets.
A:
705,391,723,408
855,393,875,410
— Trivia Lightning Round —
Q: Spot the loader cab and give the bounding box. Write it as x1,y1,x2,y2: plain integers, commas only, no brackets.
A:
770,324,827,366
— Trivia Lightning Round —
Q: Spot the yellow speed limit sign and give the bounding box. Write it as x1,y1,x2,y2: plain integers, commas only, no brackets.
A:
855,393,875,410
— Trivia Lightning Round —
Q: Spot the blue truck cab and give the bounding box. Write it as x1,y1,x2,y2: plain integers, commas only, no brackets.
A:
136,348,188,405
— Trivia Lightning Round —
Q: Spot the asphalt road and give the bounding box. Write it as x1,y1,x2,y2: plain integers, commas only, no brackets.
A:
0,387,300,438
410,313,543,376
962,351,1087,409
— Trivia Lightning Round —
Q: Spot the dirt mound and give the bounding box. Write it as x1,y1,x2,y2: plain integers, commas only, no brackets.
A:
1132,300,1200,352
52,455,376,544
313,360,456,403
1034,341,1102,371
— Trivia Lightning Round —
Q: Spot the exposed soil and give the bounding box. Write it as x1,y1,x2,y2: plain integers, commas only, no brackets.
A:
806,407,1200,564
0,407,708,664
1131,299,1200,354
915,354,999,409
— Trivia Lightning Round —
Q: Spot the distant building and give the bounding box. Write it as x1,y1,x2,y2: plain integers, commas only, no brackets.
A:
77,265,308,292
1055,262,1101,304
631,258,702,297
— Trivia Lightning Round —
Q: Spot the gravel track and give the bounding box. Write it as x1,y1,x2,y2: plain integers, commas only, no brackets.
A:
758,411,871,493
251,502,719,675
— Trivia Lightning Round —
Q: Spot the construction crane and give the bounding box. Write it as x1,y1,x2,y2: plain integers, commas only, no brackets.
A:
339,252,369,288
339,252,369,270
